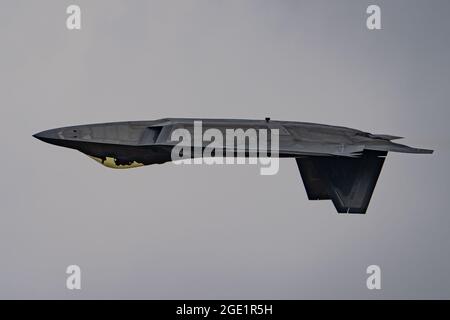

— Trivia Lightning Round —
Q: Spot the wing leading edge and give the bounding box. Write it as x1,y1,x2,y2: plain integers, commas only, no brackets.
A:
296,150,387,214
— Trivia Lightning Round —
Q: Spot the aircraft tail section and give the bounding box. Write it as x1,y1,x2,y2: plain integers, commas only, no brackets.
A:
296,150,387,214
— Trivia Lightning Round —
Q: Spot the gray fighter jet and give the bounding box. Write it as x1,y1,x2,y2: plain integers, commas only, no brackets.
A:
33,118,432,214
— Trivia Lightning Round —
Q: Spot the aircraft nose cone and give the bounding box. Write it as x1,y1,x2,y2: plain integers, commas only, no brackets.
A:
33,129,61,144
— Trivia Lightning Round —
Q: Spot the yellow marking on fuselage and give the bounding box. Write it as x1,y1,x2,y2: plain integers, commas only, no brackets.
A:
88,155,144,169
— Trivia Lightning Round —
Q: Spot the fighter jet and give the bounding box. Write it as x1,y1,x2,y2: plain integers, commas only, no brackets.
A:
33,118,432,214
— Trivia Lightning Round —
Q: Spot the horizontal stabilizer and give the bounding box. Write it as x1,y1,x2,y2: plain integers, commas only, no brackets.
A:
296,150,387,214
365,142,433,154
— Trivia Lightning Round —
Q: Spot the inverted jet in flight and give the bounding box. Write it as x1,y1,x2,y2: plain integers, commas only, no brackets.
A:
34,118,433,214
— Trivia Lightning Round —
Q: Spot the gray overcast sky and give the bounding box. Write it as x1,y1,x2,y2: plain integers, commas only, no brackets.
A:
1,0,449,299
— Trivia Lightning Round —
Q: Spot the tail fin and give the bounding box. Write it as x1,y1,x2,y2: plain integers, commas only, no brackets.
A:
295,150,386,214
